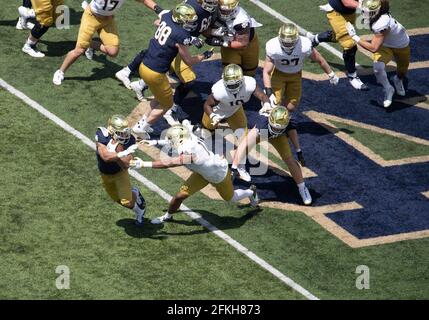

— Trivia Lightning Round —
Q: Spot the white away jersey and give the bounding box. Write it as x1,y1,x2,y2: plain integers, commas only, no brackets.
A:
90,0,126,16
223,6,262,38
177,136,229,184
371,14,409,49
212,76,256,118
266,36,313,74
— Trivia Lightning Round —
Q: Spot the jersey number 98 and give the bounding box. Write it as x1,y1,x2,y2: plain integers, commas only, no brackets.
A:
155,21,172,46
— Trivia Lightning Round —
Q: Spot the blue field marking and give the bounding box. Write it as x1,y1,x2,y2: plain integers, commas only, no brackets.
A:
147,57,429,241
409,34,429,63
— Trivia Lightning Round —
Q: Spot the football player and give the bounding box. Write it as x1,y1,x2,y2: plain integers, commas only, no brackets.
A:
307,0,368,90
203,64,271,133
96,115,146,225
132,3,214,139
22,0,64,58
116,0,218,125
262,23,339,166
205,0,262,77
17,0,35,30
130,122,259,224
231,106,312,205
52,0,160,85
345,0,410,107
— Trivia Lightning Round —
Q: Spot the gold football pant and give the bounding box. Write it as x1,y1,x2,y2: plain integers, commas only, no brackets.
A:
31,0,64,27
257,135,293,161
170,55,196,84
202,106,248,132
326,11,357,50
221,33,260,76
179,169,234,201
373,45,411,79
139,63,174,109
100,170,133,207
76,6,119,49
271,69,302,107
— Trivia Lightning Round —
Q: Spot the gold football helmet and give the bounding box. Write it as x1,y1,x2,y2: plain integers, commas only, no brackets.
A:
218,0,239,20
108,115,131,144
223,64,244,94
362,0,382,21
166,124,191,149
268,106,290,135
278,23,299,54
197,0,219,13
172,3,198,31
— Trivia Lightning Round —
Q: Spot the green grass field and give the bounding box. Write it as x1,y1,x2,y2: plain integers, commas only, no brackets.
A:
1,0,428,300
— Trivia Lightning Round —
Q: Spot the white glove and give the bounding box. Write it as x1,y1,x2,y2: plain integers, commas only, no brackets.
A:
117,144,138,158
259,102,273,116
130,157,143,169
328,71,339,85
358,0,364,10
346,22,361,42
269,94,278,107
209,113,223,126
211,26,228,37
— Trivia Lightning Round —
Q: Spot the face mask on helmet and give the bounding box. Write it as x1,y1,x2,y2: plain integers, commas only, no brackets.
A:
218,0,239,20
183,19,198,31
224,78,243,94
278,23,299,54
108,115,131,144
198,0,218,13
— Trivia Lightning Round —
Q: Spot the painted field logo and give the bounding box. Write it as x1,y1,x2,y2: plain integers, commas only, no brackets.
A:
356,265,370,290
55,265,70,289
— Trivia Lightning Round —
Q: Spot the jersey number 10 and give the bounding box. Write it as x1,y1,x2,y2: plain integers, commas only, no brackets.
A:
155,21,172,46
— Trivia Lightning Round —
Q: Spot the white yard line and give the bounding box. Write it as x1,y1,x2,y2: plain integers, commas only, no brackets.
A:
0,78,319,300
248,0,361,66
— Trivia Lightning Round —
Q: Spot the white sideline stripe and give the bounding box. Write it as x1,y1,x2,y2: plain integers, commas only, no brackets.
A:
248,0,360,66
0,78,319,300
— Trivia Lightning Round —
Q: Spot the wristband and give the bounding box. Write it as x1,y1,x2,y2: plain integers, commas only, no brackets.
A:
265,87,273,96
328,71,335,79
352,35,361,43
154,5,163,14
143,161,153,168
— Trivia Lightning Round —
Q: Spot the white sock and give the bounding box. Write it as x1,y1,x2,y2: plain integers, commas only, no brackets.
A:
124,66,131,76
315,34,320,44
138,79,146,89
230,189,254,202
163,212,172,219
297,182,306,192
348,71,357,78
373,62,390,90
132,189,141,206
26,37,37,46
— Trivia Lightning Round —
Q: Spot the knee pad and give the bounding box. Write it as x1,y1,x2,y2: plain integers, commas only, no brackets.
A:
31,21,50,39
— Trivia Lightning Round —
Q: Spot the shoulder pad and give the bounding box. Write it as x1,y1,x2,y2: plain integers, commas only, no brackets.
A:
98,127,110,137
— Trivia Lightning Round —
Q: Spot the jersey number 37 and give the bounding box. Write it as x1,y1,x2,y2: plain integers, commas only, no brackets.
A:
155,21,172,46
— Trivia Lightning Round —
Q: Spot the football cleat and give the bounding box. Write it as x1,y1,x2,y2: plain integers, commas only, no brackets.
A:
132,121,152,140
22,43,45,58
235,165,251,182
297,151,305,167
85,48,94,60
391,75,406,96
52,70,65,85
16,17,34,30
383,85,395,108
115,67,132,89
132,186,146,226
163,107,180,126
306,31,319,47
249,185,259,208
130,80,148,102
348,74,368,91
299,185,312,205
151,212,173,225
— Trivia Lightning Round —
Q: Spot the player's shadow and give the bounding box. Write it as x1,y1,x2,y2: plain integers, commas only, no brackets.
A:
116,218,166,240
64,54,124,82
39,40,76,57
137,207,262,237
369,88,427,112
0,19,19,27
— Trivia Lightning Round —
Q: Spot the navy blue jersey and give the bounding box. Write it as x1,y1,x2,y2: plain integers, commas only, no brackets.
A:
95,127,136,175
143,12,193,73
329,0,356,15
185,0,215,36
250,114,296,139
